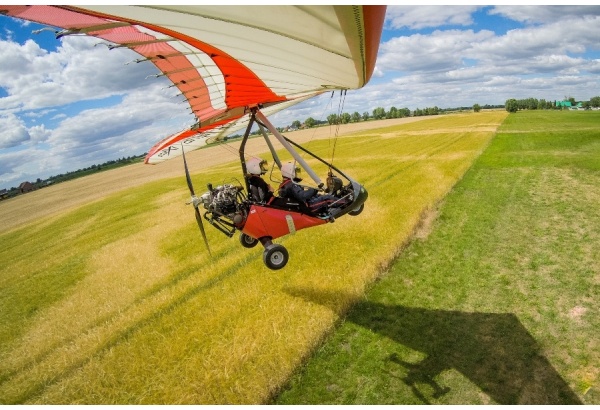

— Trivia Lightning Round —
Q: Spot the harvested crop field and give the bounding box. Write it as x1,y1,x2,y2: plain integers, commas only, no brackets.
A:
1,112,511,404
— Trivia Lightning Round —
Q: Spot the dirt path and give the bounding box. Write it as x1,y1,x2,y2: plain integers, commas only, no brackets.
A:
0,117,429,232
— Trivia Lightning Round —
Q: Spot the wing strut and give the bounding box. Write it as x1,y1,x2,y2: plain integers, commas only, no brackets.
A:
254,109,323,188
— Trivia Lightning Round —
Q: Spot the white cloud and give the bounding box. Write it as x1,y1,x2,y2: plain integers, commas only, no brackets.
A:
585,59,600,74
29,124,51,143
378,29,496,74
529,55,585,73
372,7,600,113
0,35,158,112
469,16,600,63
378,13,600,79
46,82,190,160
0,150,30,184
0,113,30,148
0,32,190,188
490,5,600,24
386,5,481,30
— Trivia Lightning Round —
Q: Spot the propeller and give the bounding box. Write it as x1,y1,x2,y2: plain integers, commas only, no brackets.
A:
182,144,212,257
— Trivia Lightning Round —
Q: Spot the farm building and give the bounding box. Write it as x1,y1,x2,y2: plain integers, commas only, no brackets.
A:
556,100,583,109
19,181,35,193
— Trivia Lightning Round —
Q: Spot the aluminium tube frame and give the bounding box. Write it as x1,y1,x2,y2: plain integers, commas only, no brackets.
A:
254,109,324,188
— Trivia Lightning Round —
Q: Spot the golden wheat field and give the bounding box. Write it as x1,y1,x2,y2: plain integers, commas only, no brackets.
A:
0,111,508,404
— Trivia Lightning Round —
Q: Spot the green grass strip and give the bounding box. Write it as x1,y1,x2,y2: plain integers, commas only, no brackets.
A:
275,110,600,404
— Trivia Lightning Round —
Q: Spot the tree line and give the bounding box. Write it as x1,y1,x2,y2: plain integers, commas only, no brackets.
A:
505,96,600,113
49,155,145,184
2,155,145,200
282,103,506,131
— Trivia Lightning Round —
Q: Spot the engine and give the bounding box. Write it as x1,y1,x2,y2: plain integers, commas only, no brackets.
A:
199,184,247,230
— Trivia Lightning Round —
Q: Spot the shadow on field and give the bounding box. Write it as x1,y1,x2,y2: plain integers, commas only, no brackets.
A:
287,288,582,405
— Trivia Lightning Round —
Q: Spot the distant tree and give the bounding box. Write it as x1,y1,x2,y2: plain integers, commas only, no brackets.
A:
305,117,316,128
327,113,338,125
473,103,481,112
567,96,576,106
387,106,398,119
583,101,591,109
505,98,518,113
362,111,370,121
372,107,386,120
291,120,301,129
590,96,600,108
529,98,539,110
351,111,361,122
426,106,439,115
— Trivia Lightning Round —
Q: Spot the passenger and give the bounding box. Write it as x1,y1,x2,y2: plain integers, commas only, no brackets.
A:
246,157,274,203
278,162,341,214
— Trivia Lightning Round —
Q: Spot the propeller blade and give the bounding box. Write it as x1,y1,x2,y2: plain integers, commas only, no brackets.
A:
194,206,212,257
181,143,211,257
181,143,195,196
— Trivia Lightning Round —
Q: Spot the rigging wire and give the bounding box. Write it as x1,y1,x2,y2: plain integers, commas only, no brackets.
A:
211,121,269,168
279,91,337,189
329,89,347,169
301,91,335,152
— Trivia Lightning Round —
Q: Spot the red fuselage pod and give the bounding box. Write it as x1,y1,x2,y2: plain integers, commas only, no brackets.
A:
241,205,326,241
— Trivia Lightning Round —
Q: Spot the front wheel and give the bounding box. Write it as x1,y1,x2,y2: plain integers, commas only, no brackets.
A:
239,233,259,248
263,244,289,270
348,203,364,216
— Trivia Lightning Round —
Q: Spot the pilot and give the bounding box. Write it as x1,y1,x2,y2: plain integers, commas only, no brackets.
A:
278,162,340,214
246,157,274,203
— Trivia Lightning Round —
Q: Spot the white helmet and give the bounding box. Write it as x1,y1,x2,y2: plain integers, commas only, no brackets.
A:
281,162,301,179
247,158,268,175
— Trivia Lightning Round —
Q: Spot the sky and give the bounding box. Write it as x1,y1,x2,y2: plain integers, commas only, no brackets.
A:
1,5,600,190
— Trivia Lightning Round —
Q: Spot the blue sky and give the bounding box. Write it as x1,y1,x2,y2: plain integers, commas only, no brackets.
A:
1,5,600,190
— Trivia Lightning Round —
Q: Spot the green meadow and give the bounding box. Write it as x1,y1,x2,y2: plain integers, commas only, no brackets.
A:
276,110,600,404
4,110,596,404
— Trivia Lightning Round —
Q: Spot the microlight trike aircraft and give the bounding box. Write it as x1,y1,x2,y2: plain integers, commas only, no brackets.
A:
3,5,386,269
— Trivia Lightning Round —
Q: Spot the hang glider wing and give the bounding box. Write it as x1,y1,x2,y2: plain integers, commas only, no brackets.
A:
1,5,386,163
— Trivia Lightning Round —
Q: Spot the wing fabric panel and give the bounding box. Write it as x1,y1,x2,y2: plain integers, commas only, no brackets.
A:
1,5,283,130
64,6,286,125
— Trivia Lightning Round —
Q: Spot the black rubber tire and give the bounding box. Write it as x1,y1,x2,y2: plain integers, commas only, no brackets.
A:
263,244,289,270
239,233,259,248
348,203,364,216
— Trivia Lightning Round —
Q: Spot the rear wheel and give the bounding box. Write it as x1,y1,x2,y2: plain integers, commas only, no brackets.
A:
239,233,259,248
263,244,289,270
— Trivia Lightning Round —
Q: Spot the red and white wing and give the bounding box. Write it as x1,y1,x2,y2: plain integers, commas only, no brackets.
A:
1,5,386,163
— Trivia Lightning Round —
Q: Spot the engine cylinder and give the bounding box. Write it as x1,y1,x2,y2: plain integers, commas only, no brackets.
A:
233,212,245,226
